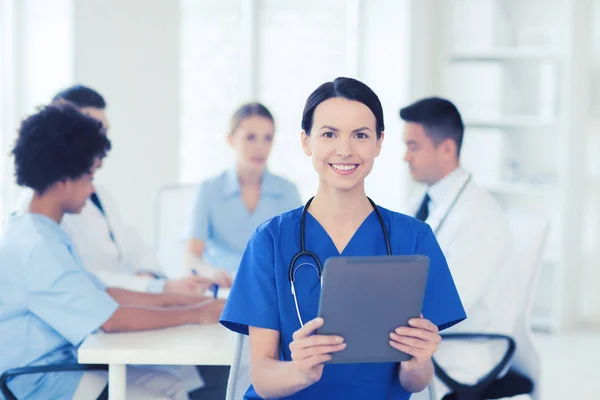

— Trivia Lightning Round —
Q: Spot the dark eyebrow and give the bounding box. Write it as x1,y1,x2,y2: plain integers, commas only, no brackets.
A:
319,125,373,133
319,125,339,132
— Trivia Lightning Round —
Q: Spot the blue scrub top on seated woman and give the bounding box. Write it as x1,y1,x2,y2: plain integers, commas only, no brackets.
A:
220,205,466,400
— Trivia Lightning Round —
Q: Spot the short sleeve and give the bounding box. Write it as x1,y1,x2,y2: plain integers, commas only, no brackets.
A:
418,226,466,331
188,182,211,241
220,227,279,335
26,240,119,345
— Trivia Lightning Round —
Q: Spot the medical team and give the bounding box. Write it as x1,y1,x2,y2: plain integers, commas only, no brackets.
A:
0,76,514,399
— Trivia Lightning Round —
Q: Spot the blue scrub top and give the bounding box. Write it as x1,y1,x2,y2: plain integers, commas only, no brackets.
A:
0,214,119,400
221,206,466,400
188,167,302,273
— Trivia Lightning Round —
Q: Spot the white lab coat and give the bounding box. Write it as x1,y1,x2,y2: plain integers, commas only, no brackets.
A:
403,167,514,399
15,186,166,293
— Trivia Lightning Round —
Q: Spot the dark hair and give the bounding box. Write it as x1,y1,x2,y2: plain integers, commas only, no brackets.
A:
228,102,274,136
301,77,385,138
399,97,464,156
52,84,106,109
12,104,112,194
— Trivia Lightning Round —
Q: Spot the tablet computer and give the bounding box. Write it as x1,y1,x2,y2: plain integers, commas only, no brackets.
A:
317,255,429,364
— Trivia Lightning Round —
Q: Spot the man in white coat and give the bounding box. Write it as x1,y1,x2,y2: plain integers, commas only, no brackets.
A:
399,97,514,399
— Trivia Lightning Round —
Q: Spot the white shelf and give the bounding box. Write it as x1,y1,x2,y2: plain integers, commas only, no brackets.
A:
450,47,562,62
530,314,557,333
464,116,561,129
482,181,558,196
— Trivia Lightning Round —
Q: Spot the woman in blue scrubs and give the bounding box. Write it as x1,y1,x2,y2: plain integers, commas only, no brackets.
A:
186,103,302,286
220,77,466,399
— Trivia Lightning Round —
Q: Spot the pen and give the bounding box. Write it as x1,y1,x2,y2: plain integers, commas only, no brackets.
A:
192,269,219,298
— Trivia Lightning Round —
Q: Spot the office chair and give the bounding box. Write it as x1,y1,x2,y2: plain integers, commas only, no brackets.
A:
432,209,549,400
0,364,108,400
225,333,437,400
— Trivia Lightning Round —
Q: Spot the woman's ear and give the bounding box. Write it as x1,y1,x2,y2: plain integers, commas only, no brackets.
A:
301,131,312,156
227,134,234,147
375,131,384,157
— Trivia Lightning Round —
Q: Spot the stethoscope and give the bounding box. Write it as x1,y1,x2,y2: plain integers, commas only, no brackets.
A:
431,174,472,235
288,196,392,326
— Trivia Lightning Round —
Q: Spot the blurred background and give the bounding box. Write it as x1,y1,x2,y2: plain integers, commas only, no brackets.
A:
0,0,599,398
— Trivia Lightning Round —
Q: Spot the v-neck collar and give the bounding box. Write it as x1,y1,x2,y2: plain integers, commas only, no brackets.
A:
306,210,377,256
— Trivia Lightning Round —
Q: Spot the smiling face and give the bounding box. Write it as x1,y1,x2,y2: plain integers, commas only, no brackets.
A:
301,97,383,193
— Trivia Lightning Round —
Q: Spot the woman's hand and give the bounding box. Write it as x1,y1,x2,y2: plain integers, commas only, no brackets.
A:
289,318,346,384
390,314,441,372
210,269,234,288
164,275,213,294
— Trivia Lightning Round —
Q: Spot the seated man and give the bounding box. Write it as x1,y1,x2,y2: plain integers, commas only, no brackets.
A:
399,97,514,399
0,104,225,399
14,85,211,294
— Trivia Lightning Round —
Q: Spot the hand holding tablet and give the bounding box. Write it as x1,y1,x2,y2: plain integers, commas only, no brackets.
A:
316,255,431,364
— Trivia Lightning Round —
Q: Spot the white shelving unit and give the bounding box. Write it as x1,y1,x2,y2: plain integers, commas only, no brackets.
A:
464,117,562,129
410,0,596,332
449,47,561,62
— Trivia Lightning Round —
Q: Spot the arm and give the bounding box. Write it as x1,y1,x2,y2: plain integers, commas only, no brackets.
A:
391,316,440,393
184,182,233,286
249,318,345,399
400,360,434,393
101,299,225,333
249,327,312,399
93,269,164,293
186,239,214,274
106,287,211,307
186,238,233,287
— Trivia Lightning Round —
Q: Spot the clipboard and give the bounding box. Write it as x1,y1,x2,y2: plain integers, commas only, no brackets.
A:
317,255,430,364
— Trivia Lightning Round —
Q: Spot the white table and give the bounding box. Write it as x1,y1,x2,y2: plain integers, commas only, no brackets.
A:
78,324,235,400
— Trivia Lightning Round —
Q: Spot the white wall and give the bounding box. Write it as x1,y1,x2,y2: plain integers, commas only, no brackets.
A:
74,0,180,244
2,0,75,218
360,0,412,211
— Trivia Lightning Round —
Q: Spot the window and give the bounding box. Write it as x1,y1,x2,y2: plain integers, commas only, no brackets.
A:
179,0,411,209
257,0,348,200
179,0,243,183
0,0,14,222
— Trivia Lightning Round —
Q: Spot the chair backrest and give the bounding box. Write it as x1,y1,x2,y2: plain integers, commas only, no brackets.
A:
225,333,252,400
225,333,436,400
154,184,198,278
502,209,549,400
